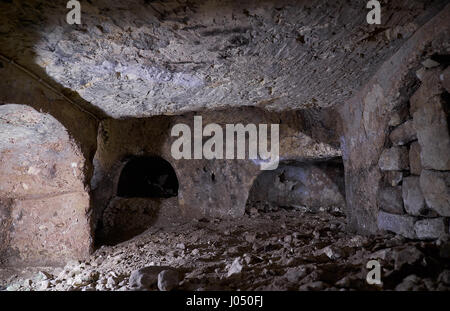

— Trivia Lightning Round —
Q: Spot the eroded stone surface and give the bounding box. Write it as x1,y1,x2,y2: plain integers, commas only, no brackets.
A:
420,170,450,217
409,141,422,176
389,120,417,146
0,104,91,266
378,147,409,171
402,177,426,216
377,211,416,239
378,186,404,215
414,218,446,240
0,0,444,118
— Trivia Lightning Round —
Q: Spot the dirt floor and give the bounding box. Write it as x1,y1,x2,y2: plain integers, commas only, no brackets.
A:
1,204,449,291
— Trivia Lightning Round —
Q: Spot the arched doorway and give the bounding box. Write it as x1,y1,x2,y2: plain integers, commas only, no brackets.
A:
98,156,179,245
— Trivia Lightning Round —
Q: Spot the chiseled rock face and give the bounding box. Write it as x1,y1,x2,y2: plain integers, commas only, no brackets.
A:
0,104,91,266
420,170,450,217
0,0,441,118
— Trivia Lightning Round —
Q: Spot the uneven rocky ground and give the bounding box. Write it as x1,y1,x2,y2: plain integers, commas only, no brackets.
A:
1,205,449,291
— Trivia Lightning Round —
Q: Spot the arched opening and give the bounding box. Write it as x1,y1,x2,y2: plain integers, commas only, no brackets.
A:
96,156,179,246
246,159,346,214
117,156,179,198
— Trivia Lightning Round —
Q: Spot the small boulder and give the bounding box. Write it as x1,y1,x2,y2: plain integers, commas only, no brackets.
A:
227,258,243,277
389,120,416,145
378,147,409,171
378,186,404,214
157,270,181,291
129,266,175,290
420,170,450,216
402,177,426,216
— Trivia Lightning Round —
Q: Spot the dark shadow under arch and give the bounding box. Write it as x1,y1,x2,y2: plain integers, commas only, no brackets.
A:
117,156,179,198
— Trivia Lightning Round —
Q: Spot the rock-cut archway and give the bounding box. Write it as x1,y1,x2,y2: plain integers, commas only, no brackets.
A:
0,104,92,266
97,156,179,246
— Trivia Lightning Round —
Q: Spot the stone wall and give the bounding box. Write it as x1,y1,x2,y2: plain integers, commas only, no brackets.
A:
0,49,98,266
377,60,450,240
338,5,449,235
91,107,341,243
0,105,92,266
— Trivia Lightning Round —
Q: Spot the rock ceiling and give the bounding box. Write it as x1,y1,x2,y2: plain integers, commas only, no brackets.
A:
0,0,446,118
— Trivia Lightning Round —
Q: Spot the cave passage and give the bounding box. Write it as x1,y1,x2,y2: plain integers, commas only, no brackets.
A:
117,156,179,198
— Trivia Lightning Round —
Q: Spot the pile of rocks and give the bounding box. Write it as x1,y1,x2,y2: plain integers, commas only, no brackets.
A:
377,58,449,240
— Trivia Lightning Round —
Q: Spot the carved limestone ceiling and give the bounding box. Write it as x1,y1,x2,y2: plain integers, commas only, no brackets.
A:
0,0,446,118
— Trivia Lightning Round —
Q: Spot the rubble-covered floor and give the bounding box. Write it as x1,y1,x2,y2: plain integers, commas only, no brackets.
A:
1,206,449,291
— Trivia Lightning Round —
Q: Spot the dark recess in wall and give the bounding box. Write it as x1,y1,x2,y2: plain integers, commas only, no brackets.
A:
117,156,179,198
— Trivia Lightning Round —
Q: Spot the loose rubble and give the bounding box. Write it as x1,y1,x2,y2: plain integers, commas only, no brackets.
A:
1,206,449,291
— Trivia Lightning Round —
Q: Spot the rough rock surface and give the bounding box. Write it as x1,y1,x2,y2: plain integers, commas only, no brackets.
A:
409,142,422,176
420,170,450,217
1,207,449,291
414,218,446,240
378,147,409,171
377,211,416,239
338,4,449,235
402,177,426,216
389,120,416,146
247,162,345,212
0,104,91,266
412,71,450,171
91,107,341,229
384,171,404,187
0,0,446,118
378,187,404,215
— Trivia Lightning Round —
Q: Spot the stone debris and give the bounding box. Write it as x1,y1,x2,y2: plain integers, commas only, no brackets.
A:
227,258,244,277
157,270,181,291
422,58,440,69
129,266,172,290
1,207,448,291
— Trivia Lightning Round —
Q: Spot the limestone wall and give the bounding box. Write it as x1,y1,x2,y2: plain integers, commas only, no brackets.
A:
338,5,449,236
0,105,92,266
377,62,450,240
91,107,341,243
